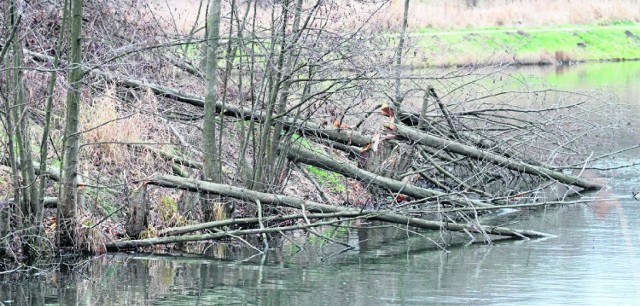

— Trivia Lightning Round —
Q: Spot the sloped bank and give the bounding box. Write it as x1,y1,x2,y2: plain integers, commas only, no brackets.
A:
409,24,640,67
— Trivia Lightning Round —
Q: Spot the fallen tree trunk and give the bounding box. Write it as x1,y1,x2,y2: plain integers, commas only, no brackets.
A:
159,211,363,236
21,47,602,192
395,108,549,167
5,197,57,208
21,47,372,148
107,218,349,250
94,68,371,147
387,123,604,190
286,144,494,208
114,175,553,244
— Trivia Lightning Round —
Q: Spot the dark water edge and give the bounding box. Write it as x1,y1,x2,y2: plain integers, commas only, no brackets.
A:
2,189,640,306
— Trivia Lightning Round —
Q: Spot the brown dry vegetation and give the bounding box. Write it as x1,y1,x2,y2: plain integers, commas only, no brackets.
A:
389,0,640,29
148,0,640,34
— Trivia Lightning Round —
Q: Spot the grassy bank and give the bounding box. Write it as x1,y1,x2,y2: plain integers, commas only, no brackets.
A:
409,23,640,67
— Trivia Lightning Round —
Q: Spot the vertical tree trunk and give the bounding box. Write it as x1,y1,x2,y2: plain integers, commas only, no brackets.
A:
0,1,22,257
39,0,69,223
393,0,410,113
251,2,286,192
59,0,85,248
202,0,224,221
3,0,41,257
10,4,40,255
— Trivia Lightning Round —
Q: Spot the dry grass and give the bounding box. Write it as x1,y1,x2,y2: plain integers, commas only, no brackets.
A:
145,0,640,36
80,85,170,178
393,0,640,29
75,208,107,255
81,85,141,166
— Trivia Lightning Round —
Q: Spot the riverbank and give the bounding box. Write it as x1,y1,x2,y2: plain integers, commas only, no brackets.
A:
408,24,640,67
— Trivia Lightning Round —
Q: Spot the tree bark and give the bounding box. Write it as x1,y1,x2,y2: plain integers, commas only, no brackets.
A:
39,0,69,221
102,175,552,250
125,185,149,239
91,71,373,147
107,218,348,250
159,211,361,236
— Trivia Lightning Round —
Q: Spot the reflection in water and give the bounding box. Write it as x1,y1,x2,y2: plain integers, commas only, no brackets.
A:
3,190,640,305
3,62,640,305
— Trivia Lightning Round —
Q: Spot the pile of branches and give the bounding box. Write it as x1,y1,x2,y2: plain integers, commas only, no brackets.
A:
0,0,618,258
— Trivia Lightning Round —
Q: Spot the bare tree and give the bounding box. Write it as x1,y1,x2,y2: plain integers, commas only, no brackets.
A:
59,0,85,249
202,0,225,221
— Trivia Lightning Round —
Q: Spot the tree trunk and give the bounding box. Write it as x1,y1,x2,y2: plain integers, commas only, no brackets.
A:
101,174,552,250
125,184,150,239
393,0,410,111
59,0,85,249
202,0,225,221
10,5,40,256
39,0,69,224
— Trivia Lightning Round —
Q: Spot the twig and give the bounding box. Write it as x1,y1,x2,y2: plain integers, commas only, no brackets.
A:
300,203,353,248
256,199,269,250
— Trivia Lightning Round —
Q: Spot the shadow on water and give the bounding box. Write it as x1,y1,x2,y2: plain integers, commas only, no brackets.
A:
4,62,640,305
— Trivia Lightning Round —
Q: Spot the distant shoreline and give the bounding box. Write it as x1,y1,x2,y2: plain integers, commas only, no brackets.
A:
405,24,640,68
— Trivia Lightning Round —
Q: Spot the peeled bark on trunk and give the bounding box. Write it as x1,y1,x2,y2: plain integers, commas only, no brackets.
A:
17,48,600,193
16,47,374,149
91,70,373,147
387,123,604,190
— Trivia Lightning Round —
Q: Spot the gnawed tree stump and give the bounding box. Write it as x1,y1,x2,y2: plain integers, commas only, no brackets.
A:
125,184,149,239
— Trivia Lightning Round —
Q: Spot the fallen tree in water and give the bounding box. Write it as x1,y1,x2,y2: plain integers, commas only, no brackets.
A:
105,174,552,251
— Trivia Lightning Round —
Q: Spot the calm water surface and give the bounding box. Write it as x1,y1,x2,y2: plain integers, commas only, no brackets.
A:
3,62,640,305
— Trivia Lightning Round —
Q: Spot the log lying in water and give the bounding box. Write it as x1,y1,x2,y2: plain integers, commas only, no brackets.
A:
159,212,364,236
386,123,604,190
103,175,553,251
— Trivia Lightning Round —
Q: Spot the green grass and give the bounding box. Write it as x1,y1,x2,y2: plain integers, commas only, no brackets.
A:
306,165,345,193
291,133,346,193
413,24,640,66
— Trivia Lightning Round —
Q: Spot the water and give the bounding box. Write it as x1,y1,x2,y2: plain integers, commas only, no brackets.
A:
3,62,640,305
